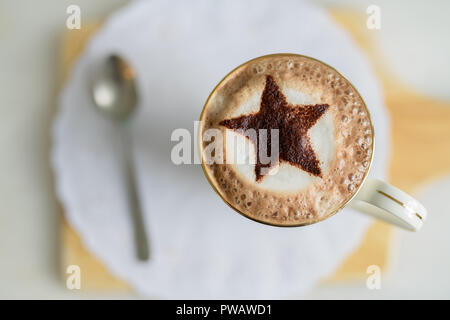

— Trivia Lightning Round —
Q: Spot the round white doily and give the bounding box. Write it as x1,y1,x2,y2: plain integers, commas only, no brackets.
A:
52,0,389,298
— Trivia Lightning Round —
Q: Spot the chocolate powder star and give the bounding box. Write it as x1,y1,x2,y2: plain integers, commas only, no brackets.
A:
220,75,329,182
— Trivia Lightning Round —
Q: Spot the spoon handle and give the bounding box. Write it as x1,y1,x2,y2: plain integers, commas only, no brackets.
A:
124,127,150,261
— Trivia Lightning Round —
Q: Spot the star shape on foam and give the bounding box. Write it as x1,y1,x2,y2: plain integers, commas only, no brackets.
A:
220,75,329,182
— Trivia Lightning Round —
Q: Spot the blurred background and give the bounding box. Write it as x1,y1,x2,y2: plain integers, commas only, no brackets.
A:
1,0,450,299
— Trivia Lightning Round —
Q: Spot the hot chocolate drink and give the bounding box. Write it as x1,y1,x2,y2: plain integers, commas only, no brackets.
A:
199,54,374,226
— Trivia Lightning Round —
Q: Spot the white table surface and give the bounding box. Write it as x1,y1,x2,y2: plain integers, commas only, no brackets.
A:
1,0,449,299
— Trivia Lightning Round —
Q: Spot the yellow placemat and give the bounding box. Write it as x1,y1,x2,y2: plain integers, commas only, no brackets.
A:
58,10,450,290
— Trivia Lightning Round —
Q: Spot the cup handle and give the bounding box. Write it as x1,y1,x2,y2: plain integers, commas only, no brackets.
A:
348,179,427,231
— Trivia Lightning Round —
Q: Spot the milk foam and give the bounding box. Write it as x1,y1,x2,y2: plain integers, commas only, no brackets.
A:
225,88,335,192
200,54,374,226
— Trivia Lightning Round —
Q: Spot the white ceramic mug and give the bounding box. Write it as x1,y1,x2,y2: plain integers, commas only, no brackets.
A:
199,54,427,231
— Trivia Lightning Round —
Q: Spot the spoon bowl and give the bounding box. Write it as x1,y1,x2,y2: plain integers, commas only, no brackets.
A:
92,55,138,120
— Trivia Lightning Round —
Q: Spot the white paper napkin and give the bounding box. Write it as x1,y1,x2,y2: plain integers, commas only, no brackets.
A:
52,0,390,298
